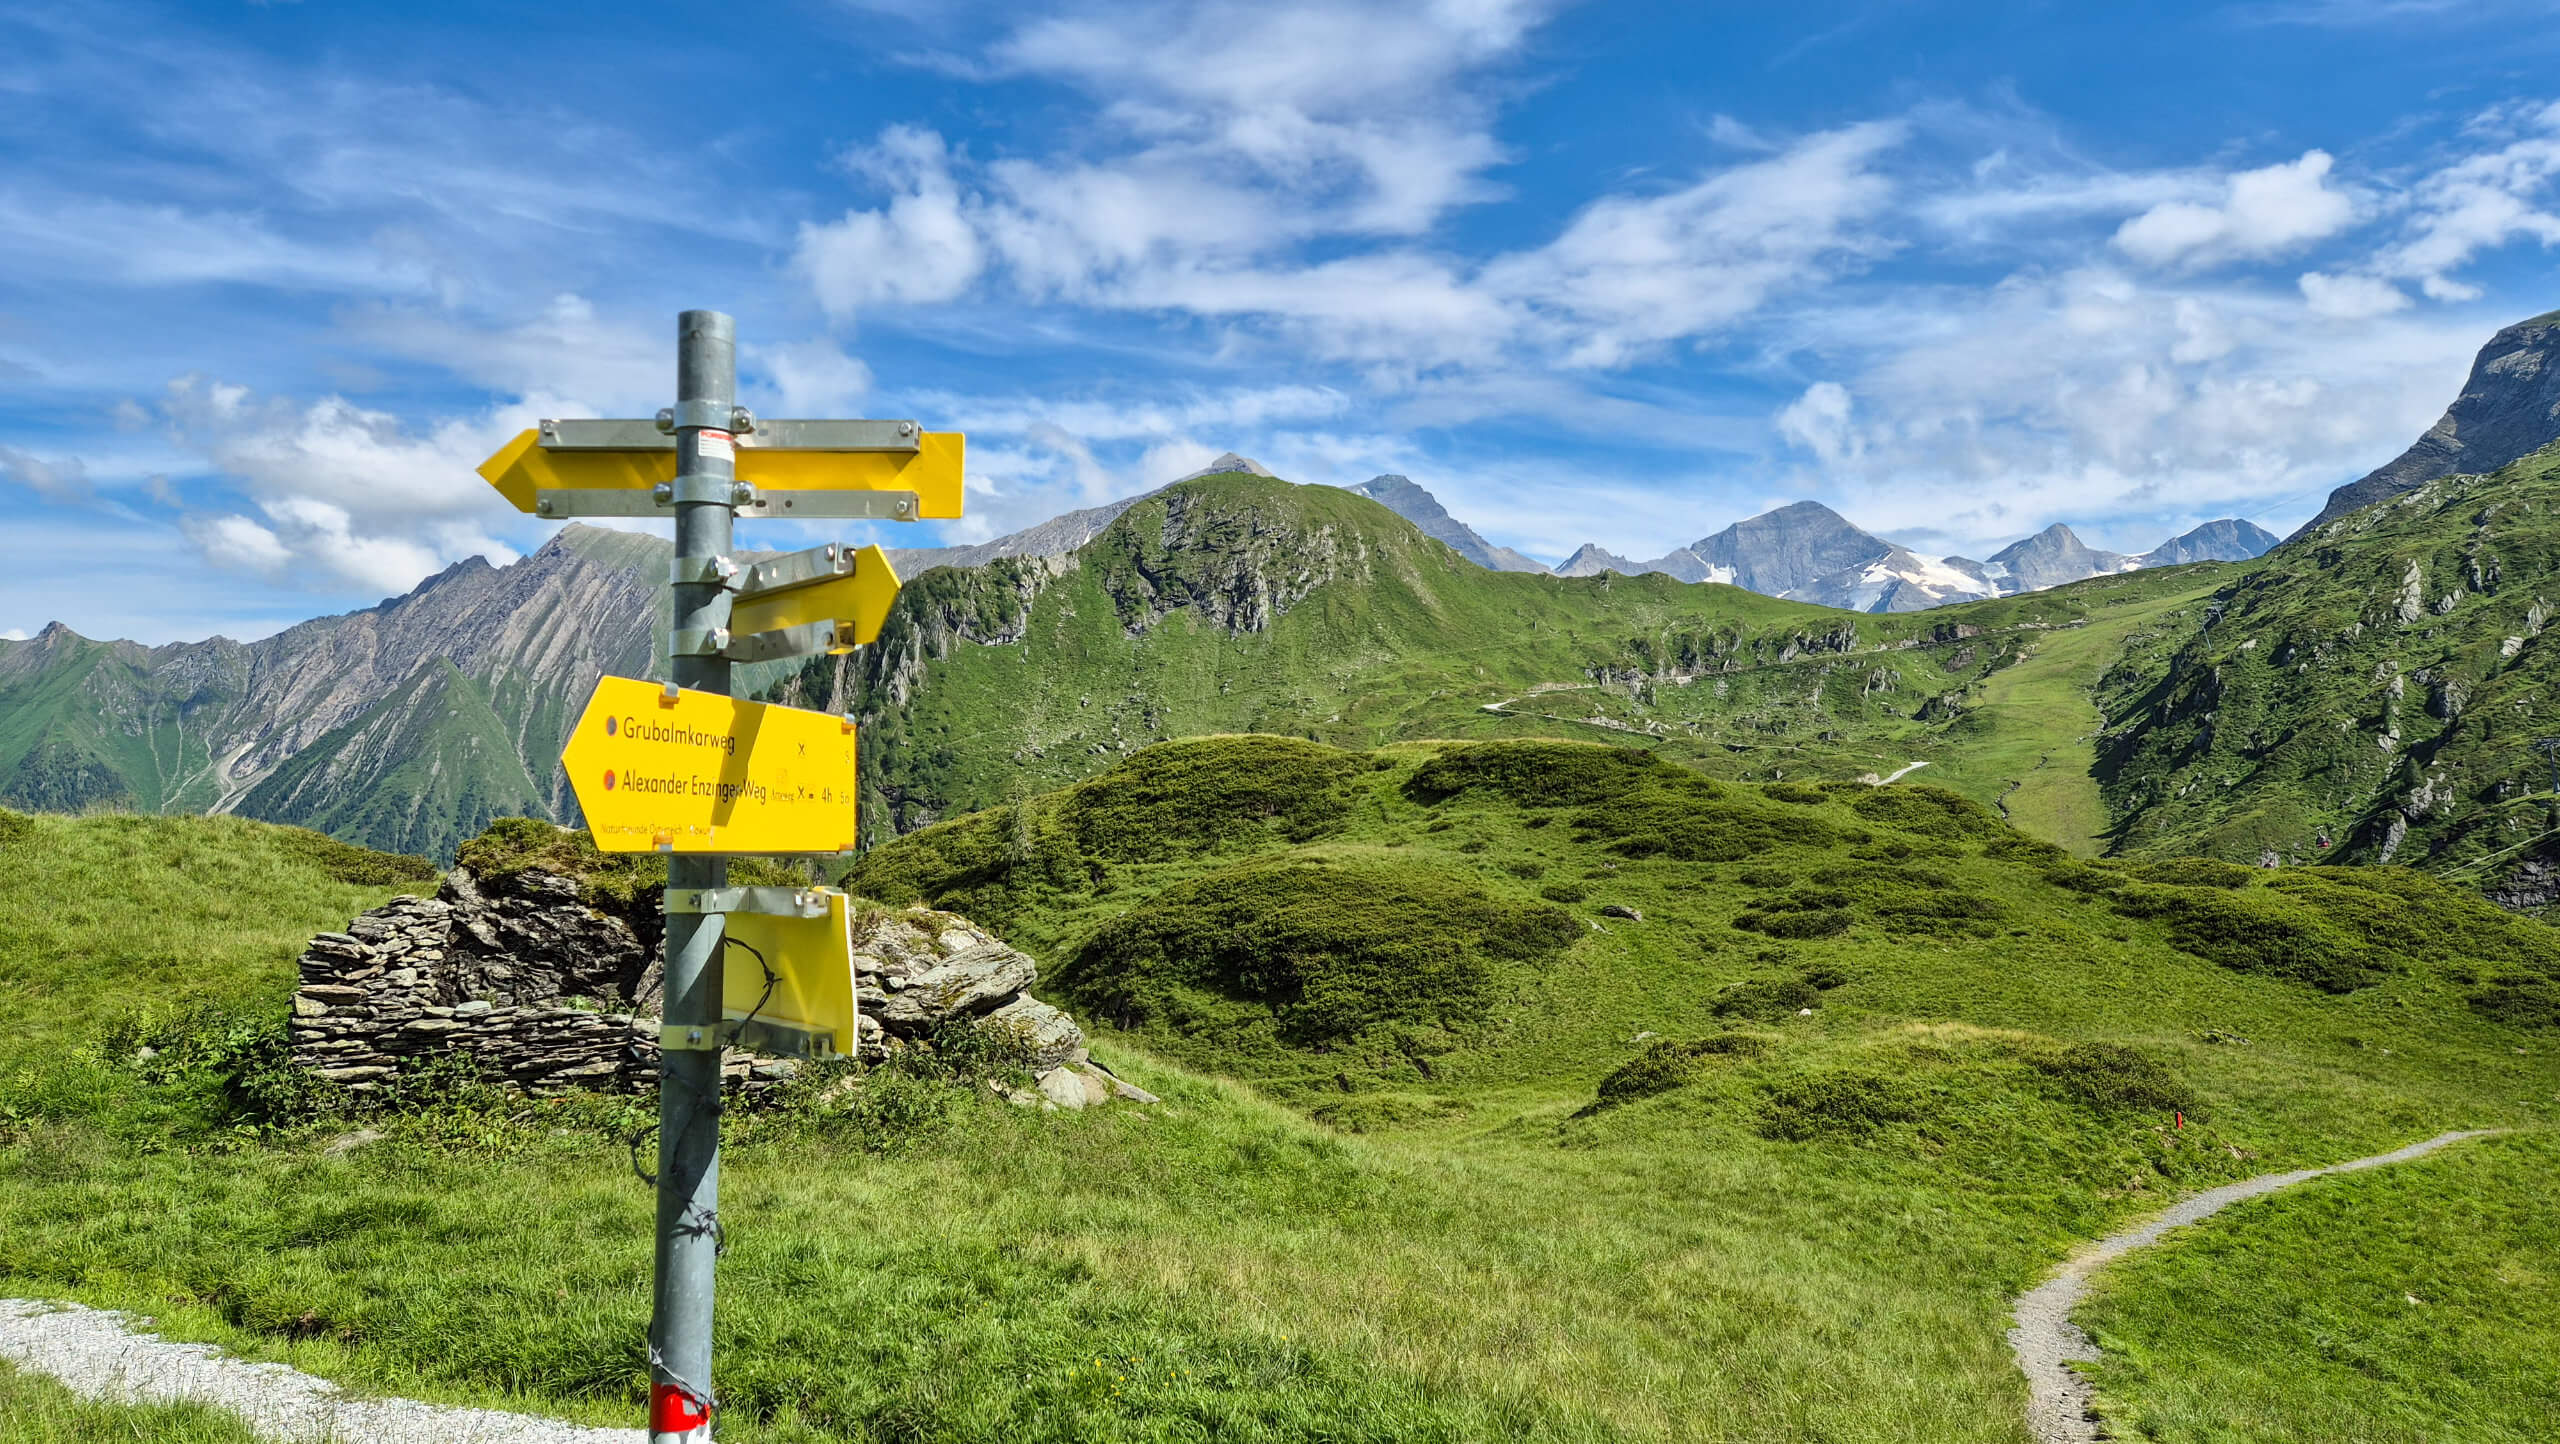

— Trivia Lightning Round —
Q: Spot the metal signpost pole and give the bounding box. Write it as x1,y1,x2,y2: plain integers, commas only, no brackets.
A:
475,305,960,1438
651,308,738,1443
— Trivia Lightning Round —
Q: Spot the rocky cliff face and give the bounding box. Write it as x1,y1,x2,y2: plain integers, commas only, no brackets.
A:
2290,309,2560,539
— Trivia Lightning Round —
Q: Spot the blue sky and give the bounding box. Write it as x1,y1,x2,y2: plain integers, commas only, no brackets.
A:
3,0,2558,643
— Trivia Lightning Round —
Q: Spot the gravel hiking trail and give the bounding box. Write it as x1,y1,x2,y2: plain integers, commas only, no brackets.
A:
0,1299,639,1442
2008,1129,2501,1444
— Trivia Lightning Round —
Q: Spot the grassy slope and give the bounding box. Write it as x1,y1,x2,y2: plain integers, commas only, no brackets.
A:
2082,1129,2560,1443
1925,572,2226,856
0,755,2554,1441
813,473,2234,851
0,809,433,1048
2097,443,2560,873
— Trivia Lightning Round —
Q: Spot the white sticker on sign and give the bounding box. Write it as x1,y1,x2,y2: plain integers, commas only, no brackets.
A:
698,430,735,464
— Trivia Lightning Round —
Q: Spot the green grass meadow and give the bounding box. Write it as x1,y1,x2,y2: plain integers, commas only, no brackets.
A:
0,746,2554,1441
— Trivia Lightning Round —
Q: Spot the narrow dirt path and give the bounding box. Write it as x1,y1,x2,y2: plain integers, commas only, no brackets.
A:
0,1300,637,1443
2008,1129,2501,1444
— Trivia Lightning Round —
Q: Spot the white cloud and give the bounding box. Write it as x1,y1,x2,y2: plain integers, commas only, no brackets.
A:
798,127,988,320
2299,269,2411,318
1487,121,1905,367
185,513,293,575
1756,268,2482,553
0,628,29,642
0,444,93,502
340,295,666,416
1776,382,1860,465
751,339,876,416
2371,100,2560,299
152,376,524,595
2113,150,2356,267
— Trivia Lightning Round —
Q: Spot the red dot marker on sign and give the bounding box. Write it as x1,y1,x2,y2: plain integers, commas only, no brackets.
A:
604,770,617,791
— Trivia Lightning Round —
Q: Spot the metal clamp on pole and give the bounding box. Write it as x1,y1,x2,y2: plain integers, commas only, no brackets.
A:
668,627,731,657
667,474,750,506
666,399,734,432
658,1022,722,1052
668,555,738,587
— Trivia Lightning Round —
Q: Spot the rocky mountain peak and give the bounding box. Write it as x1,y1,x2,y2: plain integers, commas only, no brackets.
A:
2290,307,2560,539
1688,500,1890,598
1350,474,1548,572
1553,543,1641,578
2139,518,2279,568
1987,523,2128,592
1175,451,1276,482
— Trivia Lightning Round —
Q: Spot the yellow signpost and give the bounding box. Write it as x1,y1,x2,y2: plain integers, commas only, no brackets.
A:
481,312,961,1438
709,887,860,1059
560,675,858,855
477,424,964,521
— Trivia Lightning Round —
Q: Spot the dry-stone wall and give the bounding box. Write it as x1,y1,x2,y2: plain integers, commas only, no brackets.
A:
289,862,1141,1106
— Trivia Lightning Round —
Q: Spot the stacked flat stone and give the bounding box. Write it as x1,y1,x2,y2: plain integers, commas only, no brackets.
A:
290,890,659,1095
288,863,1126,1105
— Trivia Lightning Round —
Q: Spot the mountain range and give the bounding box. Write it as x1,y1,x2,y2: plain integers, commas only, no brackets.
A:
4,310,2556,894
1536,502,2276,612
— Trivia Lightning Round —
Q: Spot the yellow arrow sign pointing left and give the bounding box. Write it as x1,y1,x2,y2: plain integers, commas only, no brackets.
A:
562,676,857,854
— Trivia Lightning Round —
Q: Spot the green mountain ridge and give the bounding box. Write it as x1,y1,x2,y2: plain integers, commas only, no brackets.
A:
767,471,2234,844
2098,442,2560,894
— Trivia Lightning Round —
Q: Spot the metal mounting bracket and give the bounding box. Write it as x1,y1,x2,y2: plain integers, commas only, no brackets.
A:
665,886,838,918
724,619,851,664
669,626,732,656
658,1022,722,1052
734,541,858,598
536,418,921,453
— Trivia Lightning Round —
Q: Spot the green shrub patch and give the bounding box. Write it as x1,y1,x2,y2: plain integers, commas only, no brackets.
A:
273,827,441,888
1845,785,2005,841
1404,739,1682,806
2108,882,2386,994
2034,1042,2190,1113
1713,975,1823,1018
1593,1034,1768,1105
2472,976,2560,1030
1054,856,1580,1058
2125,857,2256,889
1064,735,1371,861
1756,1070,1916,1141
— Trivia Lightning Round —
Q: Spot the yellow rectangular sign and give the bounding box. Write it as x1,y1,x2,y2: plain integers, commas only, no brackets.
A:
561,675,857,854
477,430,965,518
722,890,859,1058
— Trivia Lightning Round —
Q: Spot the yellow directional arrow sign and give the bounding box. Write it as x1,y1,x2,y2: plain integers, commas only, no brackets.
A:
732,543,902,653
561,675,857,854
478,425,963,521
719,888,860,1059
